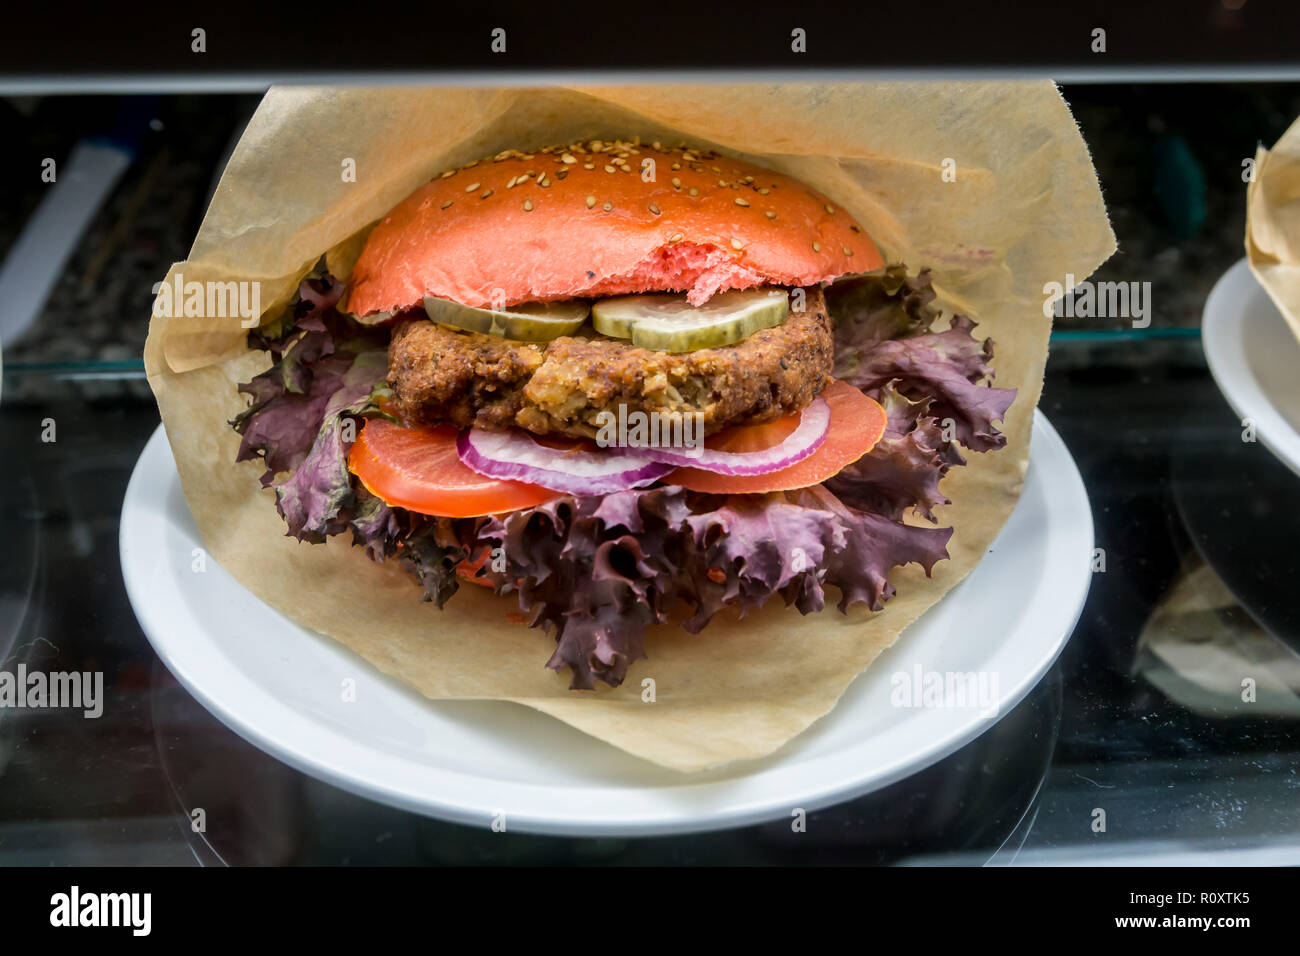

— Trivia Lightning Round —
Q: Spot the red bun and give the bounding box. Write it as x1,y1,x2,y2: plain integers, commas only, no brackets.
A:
345,140,883,315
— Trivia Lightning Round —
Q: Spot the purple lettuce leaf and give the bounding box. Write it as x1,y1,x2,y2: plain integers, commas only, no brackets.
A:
824,263,943,349
348,487,404,562
476,485,952,689
837,316,1016,452
232,273,388,486
273,417,353,543
233,351,352,486
397,520,471,609
830,267,1017,453
790,485,951,612
825,381,960,523
272,349,388,542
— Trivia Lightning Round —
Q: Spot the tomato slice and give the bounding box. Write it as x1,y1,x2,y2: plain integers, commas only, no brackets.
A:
666,379,887,494
348,419,562,518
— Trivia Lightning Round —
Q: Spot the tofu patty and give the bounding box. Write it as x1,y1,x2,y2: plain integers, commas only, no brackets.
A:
386,288,834,439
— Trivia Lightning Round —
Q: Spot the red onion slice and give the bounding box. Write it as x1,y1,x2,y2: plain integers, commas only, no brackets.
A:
457,393,831,493
641,395,830,475
457,429,674,495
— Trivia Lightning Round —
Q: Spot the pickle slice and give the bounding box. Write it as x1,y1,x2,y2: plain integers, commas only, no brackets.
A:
591,288,790,352
423,296,590,342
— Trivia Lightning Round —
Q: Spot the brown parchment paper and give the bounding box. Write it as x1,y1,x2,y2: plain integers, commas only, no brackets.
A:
1248,114,1300,340
144,82,1114,773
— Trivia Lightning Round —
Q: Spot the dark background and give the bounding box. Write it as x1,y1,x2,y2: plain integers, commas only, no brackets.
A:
0,2,1295,75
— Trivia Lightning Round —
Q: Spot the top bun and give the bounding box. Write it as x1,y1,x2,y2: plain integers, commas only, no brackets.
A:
344,140,883,317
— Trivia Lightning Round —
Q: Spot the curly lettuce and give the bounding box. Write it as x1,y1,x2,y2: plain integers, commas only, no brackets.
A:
472,486,951,687
829,265,1016,452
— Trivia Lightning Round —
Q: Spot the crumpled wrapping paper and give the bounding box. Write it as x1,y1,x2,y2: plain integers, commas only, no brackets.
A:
1248,114,1300,339
143,82,1114,772
1137,560,1300,719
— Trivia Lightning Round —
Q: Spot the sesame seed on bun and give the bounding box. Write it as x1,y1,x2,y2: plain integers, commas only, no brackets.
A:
344,140,882,317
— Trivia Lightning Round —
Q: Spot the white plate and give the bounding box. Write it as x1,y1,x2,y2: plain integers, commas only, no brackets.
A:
1203,258,1300,479
121,410,1092,837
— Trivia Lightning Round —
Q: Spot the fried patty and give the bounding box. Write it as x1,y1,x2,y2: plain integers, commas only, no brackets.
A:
386,287,834,439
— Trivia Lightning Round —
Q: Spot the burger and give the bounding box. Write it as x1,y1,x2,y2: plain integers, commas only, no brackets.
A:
231,138,1016,689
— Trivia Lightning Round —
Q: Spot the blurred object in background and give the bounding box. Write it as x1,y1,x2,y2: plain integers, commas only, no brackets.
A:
1246,109,1300,348
1137,558,1300,718
1152,132,1207,240
0,94,257,405
0,137,133,348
